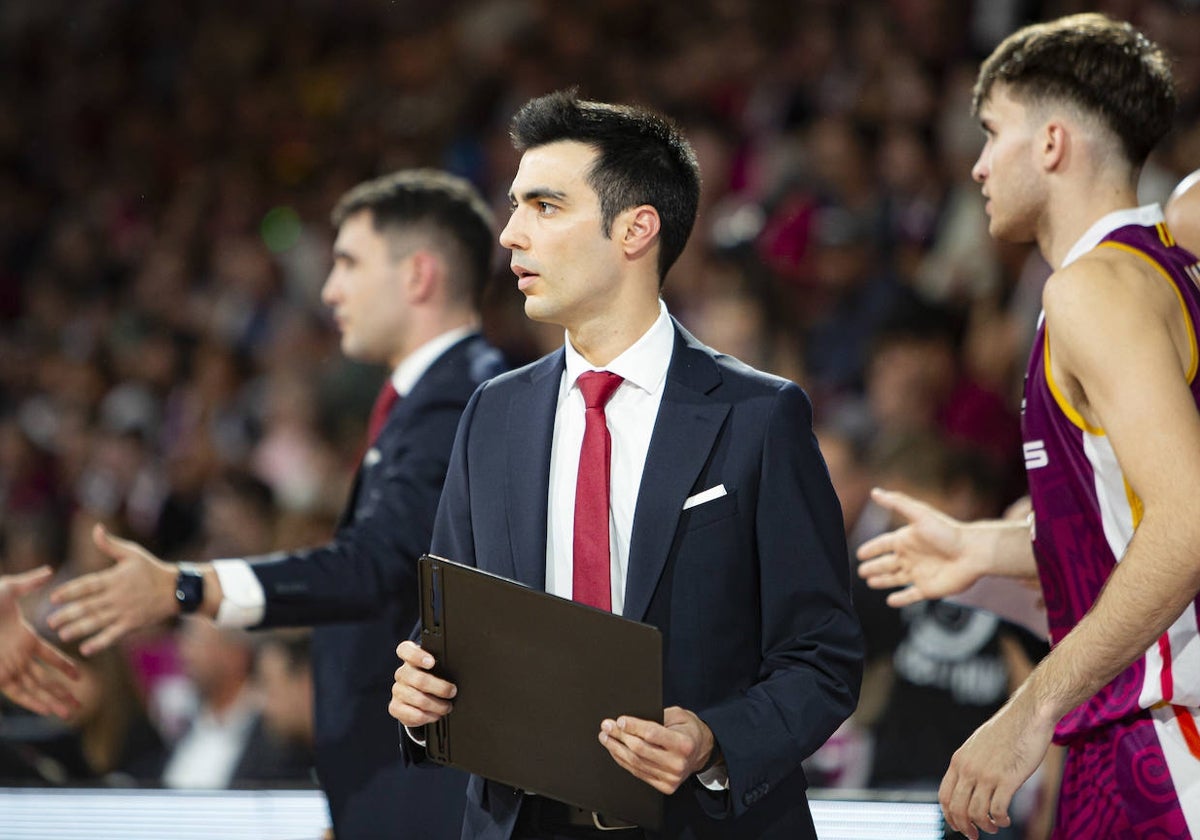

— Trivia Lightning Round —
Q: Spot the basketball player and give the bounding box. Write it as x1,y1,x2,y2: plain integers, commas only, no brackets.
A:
857,15,1200,839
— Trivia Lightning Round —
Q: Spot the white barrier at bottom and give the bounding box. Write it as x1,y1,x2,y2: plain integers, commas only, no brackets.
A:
0,787,944,839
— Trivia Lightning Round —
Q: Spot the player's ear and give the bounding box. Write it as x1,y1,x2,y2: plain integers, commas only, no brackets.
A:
1041,120,1068,172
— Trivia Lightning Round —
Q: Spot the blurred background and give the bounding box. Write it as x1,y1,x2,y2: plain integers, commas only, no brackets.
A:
1,0,1197,834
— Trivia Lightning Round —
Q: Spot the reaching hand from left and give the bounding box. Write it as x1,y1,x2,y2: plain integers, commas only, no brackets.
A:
0,566,81,718
598,705,717,794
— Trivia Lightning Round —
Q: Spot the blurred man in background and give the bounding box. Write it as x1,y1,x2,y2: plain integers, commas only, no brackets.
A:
47,170,506,838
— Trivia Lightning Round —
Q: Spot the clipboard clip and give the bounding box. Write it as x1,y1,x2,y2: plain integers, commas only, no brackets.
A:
419,555,449,762
422,558,444,637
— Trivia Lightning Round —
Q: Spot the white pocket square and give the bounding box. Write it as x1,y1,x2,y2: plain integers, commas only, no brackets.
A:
683,484,727,510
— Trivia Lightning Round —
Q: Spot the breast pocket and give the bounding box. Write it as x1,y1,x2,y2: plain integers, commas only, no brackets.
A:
680,489,738,531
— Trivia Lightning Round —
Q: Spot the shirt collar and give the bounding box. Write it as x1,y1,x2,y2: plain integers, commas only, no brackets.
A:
1061,204,1164,267
391,326,477,397
563,299,674,395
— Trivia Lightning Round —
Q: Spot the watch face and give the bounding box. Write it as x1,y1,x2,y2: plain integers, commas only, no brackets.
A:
176,569,204,614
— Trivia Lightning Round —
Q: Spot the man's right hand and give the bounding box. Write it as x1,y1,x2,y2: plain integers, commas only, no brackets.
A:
389,640,457,727
47,524,180,656
856,487,983,607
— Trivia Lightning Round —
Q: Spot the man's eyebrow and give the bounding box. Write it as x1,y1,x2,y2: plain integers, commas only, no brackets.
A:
509,188,568,204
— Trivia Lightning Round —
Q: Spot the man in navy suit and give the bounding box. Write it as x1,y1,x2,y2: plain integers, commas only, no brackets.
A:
390,91,863,839
49,170,507,838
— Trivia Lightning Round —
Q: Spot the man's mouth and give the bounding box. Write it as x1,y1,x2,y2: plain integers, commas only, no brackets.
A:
512,265,539,291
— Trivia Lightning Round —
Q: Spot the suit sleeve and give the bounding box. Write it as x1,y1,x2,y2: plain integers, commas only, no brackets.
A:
428,385,483,569
399,385,485,767
246,393,469,627
698,382,863,818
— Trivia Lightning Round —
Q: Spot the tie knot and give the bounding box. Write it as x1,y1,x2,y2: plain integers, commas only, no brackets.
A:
576,370,624,411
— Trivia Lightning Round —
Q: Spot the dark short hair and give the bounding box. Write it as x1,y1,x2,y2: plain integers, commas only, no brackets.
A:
973,13,1175,167
331,169,495,306
509,89,701,283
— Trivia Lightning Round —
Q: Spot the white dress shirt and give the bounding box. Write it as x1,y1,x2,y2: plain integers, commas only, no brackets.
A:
546,300,674,615
161,689,260,789
213,326,478,627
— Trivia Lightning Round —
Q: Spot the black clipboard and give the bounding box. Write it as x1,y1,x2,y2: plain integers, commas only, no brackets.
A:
418,554,664,830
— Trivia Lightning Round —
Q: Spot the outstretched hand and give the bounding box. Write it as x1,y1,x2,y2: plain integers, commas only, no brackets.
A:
0,566,81,718
47,524,178,656
856,487,982,607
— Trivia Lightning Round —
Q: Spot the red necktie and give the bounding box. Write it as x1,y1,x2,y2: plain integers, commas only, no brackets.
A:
366,380,399,446
573,371,624,611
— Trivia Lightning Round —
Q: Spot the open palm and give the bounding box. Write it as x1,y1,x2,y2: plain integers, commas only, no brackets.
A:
856,488,981,607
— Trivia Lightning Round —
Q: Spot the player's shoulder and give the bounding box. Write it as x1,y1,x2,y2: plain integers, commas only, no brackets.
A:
1045,245,1173,321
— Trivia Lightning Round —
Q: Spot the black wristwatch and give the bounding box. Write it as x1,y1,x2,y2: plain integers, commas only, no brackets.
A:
175,565,205,614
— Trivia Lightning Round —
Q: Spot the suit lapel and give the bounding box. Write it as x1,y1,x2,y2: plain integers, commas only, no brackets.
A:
623,325,728,622
342,336,479,531
504,351,564,589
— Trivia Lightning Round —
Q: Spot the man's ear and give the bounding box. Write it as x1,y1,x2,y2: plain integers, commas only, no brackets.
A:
1041,120,1068,172
619,205,662,261
406,251,442,303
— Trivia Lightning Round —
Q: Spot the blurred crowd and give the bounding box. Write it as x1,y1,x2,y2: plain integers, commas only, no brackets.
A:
1,0,1198,818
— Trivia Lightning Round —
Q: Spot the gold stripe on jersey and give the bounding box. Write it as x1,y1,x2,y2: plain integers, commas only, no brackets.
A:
1043,332,1105,435
1099,241,1199,383
1157,222,1175,248
1124,477,1144,528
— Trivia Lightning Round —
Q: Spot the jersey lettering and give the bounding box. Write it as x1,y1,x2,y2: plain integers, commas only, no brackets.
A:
1185,262,1200,292
1023,440,1049,470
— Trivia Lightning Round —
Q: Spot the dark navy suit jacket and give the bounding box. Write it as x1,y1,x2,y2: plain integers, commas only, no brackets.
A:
425,322,863,839
248,333,506,839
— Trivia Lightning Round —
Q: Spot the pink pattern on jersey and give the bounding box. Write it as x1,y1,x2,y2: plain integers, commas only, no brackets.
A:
1053,713,1190,838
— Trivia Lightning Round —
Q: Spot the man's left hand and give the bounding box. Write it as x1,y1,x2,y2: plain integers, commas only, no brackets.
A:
599,705,716,794
939,692,1055,840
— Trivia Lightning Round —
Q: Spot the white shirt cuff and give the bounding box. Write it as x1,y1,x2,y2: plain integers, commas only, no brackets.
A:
697,762,729,790
211,559,266,627
403,725,427,747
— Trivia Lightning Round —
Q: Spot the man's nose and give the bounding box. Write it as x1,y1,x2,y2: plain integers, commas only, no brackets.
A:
499,212,526,251
971,155,987,184
320,270,340,305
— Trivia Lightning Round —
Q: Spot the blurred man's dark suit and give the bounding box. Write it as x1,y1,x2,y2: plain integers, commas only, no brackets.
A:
247,333,505,838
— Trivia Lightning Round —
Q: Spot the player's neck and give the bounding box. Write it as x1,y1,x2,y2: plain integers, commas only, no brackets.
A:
1040,181,1140,270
